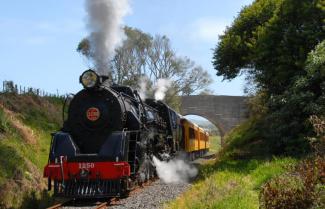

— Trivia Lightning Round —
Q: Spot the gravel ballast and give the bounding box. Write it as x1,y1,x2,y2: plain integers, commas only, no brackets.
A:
110,180,191,209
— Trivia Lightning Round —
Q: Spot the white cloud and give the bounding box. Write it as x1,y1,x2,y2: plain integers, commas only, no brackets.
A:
190,17,229,43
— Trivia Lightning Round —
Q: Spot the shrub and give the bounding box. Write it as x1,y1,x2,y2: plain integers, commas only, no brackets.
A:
220,117,271,159
260,156,325,209
309,115,325,155
20,190,55,209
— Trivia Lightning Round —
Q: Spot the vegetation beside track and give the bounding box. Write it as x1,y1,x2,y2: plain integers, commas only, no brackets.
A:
165,118,325,209
166,157,297,209
0,93,62,208
208,135,221,153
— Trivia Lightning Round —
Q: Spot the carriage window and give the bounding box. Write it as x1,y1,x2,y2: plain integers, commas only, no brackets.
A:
189,127,195,140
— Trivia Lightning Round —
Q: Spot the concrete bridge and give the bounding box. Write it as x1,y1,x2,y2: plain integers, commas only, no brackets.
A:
180,95,249,143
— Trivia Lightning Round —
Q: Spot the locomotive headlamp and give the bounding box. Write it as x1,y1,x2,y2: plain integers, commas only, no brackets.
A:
80,69,99,89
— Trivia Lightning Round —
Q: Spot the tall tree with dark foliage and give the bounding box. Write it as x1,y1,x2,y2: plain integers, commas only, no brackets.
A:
213,0,325,154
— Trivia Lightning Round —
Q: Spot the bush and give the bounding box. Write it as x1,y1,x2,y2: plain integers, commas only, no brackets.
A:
259,41,325,155
20,190,55,209
260,156,325,209
309,115,325,155
220,117,271,159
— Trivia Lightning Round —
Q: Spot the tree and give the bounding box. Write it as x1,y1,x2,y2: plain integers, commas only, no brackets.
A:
77,27,212,109
213,0,325,154
213,0,324,94
262,40,325,154
111,27,152,86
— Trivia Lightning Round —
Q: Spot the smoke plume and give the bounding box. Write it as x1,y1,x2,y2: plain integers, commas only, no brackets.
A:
85,0,131,75
138,76,148,100
152,155,198,184
154,78,171,101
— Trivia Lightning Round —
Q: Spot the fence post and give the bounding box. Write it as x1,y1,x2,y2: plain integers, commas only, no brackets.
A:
0,81,63,98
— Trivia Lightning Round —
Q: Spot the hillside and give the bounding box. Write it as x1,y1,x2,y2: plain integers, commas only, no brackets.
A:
0,93,63,208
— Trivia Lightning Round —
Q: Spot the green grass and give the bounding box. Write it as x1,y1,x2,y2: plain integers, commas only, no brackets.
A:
0,108,9,133
0,93,62,208
0,142,26,185
218,117,273,160
165,157,297,209
209,135,221,153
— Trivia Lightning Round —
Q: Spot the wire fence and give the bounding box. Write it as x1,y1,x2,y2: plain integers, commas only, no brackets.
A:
0,80,64,98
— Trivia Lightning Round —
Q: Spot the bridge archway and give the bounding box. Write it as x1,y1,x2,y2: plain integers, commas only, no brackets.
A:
180,95,249,145
184,114,222,152
183,113,226,138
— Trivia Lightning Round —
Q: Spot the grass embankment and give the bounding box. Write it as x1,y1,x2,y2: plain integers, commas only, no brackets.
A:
167,157,297,209
0,93,62,208
166,118,325,209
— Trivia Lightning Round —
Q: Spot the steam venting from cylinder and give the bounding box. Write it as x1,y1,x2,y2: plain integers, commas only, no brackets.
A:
152,154,198,184
85,0,131,75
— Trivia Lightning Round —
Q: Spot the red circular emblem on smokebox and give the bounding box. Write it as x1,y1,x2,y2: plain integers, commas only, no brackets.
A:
86,107,100,121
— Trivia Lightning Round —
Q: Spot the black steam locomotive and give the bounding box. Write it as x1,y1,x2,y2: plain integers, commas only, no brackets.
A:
44,70,183,198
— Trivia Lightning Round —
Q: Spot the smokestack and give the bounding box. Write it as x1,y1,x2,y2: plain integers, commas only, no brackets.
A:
85,0,131,75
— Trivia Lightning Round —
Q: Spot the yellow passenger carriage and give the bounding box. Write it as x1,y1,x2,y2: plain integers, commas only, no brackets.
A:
181,118,209,160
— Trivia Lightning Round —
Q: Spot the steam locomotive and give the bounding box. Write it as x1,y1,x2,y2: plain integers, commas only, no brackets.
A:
43,69,209,198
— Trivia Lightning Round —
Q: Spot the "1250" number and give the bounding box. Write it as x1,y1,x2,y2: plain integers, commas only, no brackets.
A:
79,162,95,169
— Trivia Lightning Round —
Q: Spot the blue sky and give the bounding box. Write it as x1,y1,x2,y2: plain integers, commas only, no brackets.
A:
0,0,253,95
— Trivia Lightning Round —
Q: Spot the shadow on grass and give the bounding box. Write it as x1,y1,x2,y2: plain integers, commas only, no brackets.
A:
196,159,257,181
20,190,55,209
195,154,289,182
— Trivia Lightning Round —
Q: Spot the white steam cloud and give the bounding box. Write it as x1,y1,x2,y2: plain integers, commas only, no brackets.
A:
85,0,131,75
152,155,198,184
154,78,171,101
138,76,148,100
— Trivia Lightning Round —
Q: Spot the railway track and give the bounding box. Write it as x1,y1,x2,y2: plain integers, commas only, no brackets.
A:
45,178,159,209
94,202,109,209
46,200,109,209
47,203,64,209
201,153,217,159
